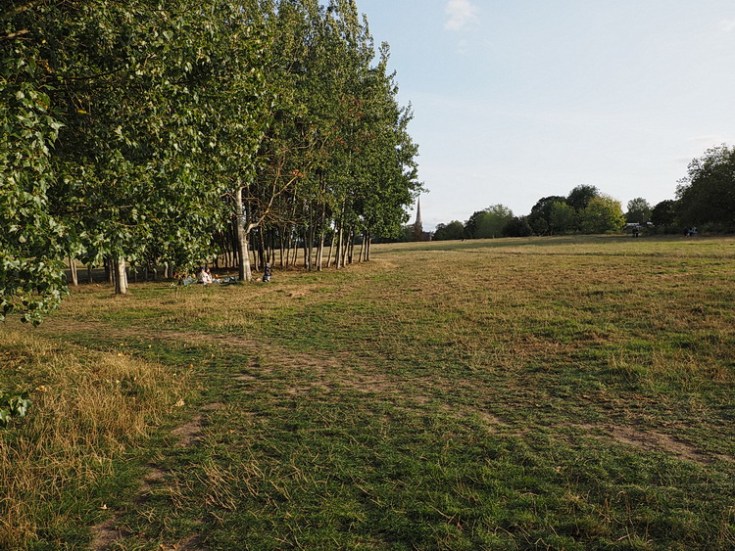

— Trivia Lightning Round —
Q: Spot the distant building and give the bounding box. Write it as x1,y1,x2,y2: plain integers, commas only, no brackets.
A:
411,198,432,241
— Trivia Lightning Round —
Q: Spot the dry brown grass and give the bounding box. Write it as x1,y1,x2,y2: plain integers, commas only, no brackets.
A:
0,329,190,549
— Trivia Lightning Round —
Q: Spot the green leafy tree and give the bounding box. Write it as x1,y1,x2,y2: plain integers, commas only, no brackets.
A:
578,195,625,233
434,221,465,240
549,201,577,234
650,199,679,232
1,0,423,320
502,216,532,237
567,184,600,211
676,145,735,231
0,12,67,323
625,197,652,224
45,1,270,290
344,42,421,259
527,196,566,235
465,204,514,239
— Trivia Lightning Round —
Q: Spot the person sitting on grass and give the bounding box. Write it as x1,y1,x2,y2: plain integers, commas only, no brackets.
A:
197,267,213,285
262,263,272,283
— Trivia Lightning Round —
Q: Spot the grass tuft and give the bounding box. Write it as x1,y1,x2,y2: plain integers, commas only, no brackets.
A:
0,329,190,549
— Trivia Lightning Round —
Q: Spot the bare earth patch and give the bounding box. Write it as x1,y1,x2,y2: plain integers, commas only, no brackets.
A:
138,466,168,495
171,414,204,448
608,425,711,464
160,534,207,550
90,516,130,551
476,410,507,429
577,423,712,464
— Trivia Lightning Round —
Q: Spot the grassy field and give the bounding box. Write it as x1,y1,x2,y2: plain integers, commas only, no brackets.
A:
1,235,734,550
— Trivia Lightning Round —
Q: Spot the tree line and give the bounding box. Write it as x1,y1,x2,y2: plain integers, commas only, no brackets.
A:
433,145,735,241
1,0,421,324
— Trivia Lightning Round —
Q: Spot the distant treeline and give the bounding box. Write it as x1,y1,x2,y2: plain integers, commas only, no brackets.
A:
431,144,735,241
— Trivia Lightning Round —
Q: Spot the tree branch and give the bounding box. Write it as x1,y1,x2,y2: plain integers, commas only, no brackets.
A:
5,0,44,19
0,29,30,41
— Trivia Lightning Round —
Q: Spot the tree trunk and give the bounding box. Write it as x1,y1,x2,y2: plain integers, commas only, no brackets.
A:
344,231,350,265
279,228,285,269
114,256,128,295
270,228,276,266
68,256,78,287
250,230,259,272
316,199,326,271
327,231,335,269
335,221,343,269
235,186,251,281
230,224,239,268
105,256,113,284
291,232,299,267
257,229,266,271
316,230,325,272
303,229,310,270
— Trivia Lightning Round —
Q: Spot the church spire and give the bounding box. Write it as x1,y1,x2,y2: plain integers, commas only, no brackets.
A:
413,197,423,241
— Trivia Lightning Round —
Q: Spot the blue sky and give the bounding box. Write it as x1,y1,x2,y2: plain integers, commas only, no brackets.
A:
352,0,735,230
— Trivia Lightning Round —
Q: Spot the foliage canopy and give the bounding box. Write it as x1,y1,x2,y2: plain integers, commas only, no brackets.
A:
1,0,421,322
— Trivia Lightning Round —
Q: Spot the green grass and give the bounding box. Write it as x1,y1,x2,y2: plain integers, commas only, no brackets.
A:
2,235,734,549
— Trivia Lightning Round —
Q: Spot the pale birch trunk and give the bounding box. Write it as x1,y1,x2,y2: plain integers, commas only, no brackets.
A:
316,231,325,271
335,222,343,269
358,235,365,263
327,233,335,269
114,256,128,295
235,186,252,281
291,236,299,267
68,256,78,287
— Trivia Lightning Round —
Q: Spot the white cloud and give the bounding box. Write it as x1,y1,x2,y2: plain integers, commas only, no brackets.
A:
719,18,735,32
445,0,478,31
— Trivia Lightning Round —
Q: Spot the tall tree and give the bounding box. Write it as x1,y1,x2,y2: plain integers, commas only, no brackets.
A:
650,199,679,232
549,201,576,234
186,0,275,282
434,221,465,241
676,145,735,231
527,196,566,236
625,197,652,224
1,0,423,321
502,216,533,237
465,204,514,239
44,0,271,291
1,4,67,323
578,195,625,233
354,44,421,254
567,184,599,211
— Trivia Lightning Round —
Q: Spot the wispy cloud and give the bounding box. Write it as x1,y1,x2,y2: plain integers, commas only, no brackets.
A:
719,18,735,32
445,0,478,31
